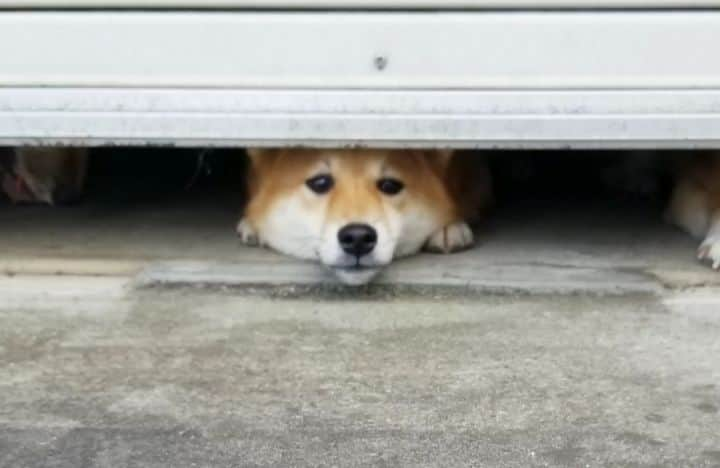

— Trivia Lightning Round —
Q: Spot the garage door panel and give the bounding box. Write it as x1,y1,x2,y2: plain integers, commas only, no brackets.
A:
0,12,719,89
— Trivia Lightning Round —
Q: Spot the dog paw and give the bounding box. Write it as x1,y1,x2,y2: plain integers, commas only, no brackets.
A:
425,221,474,254
236,218,260,246
698,237,720,270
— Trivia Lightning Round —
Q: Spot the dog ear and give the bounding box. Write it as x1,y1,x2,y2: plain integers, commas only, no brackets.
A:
245,148,268,166
435,149,454,169
424,149,455,176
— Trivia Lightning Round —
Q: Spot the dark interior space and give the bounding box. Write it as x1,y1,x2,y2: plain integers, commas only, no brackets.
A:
84,147,247,205
0,147,706,272
0,146,718,306
1,146,694,211
488,150,678,206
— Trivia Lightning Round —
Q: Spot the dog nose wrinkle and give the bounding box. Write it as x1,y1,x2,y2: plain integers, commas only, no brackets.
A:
338,224,377,256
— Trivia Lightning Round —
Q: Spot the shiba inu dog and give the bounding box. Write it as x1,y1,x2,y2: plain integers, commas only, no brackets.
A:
0,147,88,205
237,148,492,285
666,152,720,270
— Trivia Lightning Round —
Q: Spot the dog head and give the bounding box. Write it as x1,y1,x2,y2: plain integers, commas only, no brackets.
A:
242,148,457,285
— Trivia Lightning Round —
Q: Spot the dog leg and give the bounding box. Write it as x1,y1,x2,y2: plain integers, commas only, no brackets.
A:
424,221,474,254
698,212,720,270
665,152,720,270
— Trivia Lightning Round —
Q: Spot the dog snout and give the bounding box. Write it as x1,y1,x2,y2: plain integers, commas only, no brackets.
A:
338,223,377,257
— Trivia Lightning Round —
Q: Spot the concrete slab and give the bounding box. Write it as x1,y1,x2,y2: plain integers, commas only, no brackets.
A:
1,282,720,467
1,196,718,294
2,194,720,466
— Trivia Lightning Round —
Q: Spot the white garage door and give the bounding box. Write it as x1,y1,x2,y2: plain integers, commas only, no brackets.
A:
0,6,718,148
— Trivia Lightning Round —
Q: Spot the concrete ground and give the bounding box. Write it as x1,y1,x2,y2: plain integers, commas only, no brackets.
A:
1,196,720,467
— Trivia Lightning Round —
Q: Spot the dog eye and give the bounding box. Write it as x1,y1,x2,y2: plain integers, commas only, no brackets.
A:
377,178,404,195
306,174,334,194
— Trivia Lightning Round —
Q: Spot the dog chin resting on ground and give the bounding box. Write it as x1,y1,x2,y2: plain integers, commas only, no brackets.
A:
237,148,493,285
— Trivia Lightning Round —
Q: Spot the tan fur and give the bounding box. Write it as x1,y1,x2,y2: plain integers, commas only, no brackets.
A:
666,152,720,269
243,148,490,239
239,148,492,284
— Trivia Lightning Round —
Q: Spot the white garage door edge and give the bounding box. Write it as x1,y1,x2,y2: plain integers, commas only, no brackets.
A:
0,11,719,148
2,88,719,148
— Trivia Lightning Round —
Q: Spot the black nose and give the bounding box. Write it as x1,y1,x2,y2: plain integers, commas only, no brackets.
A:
338,223,377,257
